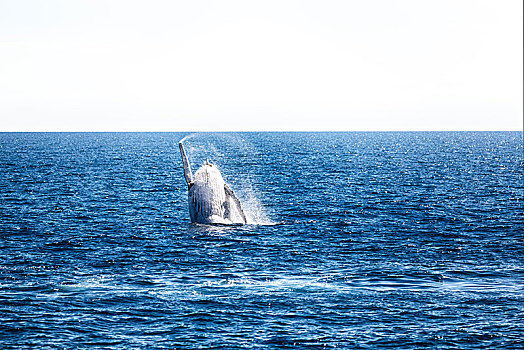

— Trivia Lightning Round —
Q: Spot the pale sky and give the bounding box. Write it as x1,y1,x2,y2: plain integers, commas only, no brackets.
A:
0,0,522,131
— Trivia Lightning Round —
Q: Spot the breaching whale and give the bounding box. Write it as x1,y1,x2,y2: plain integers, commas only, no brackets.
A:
179,139,247,225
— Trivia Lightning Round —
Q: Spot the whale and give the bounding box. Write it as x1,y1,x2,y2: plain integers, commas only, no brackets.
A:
179,139,247,225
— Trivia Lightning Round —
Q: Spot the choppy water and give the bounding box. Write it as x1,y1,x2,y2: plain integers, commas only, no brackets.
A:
1,132,523,349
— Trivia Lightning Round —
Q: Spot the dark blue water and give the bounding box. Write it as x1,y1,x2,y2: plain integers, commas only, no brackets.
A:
1,132,523,349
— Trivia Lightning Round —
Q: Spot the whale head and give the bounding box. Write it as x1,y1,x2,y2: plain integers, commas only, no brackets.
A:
194,161,223,185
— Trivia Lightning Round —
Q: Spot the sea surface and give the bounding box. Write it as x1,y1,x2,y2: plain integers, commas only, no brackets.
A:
0,132,523,349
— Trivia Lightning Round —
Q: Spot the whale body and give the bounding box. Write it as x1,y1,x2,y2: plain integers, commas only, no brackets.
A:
179,140,247,225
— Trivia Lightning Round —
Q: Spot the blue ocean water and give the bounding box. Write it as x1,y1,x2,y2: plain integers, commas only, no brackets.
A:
0,132,523,349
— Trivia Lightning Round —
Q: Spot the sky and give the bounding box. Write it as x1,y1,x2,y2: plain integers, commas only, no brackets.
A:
0,0,522,131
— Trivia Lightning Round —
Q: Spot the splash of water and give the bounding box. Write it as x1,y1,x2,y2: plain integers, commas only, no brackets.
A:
179,133,196,144
180,133,224,171
238,179,274,225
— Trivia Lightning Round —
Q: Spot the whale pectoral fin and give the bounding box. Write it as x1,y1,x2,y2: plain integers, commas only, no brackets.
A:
224,183,247,224
179,141,193,184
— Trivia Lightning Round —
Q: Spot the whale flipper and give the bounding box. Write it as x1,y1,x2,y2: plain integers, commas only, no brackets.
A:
179,142,193,186
224,183,247,224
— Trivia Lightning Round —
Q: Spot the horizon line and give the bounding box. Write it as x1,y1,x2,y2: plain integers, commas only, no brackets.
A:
1,130,522,133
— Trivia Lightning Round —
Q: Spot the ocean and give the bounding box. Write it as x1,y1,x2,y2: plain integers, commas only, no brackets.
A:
0,132,523,349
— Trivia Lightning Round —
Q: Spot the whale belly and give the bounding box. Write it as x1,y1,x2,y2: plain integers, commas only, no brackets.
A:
187,164,229,224
188,183,227,224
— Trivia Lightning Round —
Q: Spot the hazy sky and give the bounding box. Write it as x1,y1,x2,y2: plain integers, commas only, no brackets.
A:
0,0,522,131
